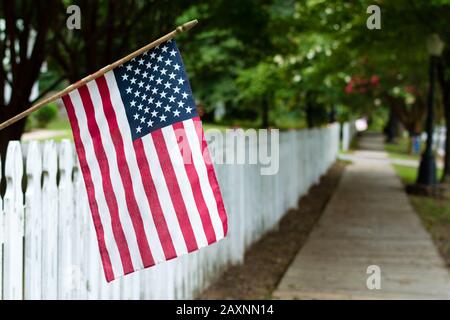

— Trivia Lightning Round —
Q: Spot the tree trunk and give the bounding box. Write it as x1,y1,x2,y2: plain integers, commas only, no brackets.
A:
0,0,56,164
437,57,450,183
385,108,400,143
439,81,450,183
328,105,337,123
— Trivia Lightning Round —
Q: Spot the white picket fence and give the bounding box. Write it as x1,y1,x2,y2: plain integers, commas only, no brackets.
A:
421,125,446,157
0,123,340,300
341,121,357,151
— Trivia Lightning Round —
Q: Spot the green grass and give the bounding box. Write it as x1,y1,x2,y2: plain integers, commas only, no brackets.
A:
410,195,450,226
392,164,443,185
387,135,444,184
392,163,450,266
23,117,73,141
407,188,450,264
273,116,307,130
392,164,417,184
50,132,75,142
385,136,420,162
45,117,71,131
409,191,450,263
338,158,353,166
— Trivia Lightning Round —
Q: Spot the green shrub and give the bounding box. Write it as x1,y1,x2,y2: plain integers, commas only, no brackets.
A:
28,103,59,129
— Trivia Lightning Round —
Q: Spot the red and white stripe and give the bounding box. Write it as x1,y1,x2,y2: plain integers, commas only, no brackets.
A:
62,71,228,282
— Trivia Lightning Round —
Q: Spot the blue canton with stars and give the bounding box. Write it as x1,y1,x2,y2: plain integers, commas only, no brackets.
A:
114,39,198,140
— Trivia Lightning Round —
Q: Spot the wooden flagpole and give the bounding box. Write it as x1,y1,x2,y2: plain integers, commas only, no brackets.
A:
0,19,198,131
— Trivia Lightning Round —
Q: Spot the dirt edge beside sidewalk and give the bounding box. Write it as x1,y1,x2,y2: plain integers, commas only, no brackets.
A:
198,161,346,300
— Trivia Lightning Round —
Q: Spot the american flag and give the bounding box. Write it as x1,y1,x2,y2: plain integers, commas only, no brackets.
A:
61,39,228,282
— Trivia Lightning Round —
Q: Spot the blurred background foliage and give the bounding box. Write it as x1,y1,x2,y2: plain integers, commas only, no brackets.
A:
1,0,450,137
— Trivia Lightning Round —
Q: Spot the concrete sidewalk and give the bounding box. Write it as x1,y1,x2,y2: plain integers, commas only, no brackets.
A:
273,134,450,299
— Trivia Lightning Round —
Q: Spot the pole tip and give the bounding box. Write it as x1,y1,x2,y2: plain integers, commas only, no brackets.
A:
176,19,198,34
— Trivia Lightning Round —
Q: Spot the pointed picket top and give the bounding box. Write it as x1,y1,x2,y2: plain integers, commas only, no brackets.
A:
5,141,23,200
26,141,42,179
4,141,24,236
43,140,58,179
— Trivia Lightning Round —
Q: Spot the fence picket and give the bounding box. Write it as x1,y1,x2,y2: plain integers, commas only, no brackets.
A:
3,141,24,300
24,141,43,300
0,154,3,300
41,140,58,299
58,140,75,299
73,159,88,299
